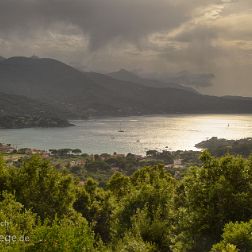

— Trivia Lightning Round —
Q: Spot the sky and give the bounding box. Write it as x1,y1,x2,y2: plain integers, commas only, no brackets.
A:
0,0,251,96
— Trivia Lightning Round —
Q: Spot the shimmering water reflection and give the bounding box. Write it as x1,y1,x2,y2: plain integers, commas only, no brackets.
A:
0,114,252,155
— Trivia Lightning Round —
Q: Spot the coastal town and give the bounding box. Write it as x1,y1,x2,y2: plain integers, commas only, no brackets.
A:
3,136,252,185
0,142,200,183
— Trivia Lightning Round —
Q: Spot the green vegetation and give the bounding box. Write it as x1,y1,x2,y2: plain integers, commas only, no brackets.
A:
45,149,200,183
0,151,251,251
195,137,252,157
211,220,252,252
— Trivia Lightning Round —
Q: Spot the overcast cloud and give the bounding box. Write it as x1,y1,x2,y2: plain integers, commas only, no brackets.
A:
0,0,251,96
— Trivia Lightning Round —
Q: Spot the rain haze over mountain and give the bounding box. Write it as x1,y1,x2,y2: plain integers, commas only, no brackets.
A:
0,0,251,96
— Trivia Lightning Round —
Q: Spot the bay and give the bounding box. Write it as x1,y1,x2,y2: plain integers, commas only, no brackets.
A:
0,114,252,155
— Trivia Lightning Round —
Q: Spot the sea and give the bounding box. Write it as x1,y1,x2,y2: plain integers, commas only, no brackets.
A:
1,114,252,155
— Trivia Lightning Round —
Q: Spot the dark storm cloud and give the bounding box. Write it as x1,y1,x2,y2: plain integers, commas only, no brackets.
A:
0,0,196,49
0,0,251,96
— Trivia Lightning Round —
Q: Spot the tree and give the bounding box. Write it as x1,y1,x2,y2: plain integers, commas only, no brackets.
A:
0,192,36,251
146,150,158,158
72,149,82,155
107,172,131,198
113,231,155,252
211,220,252,252
74,178,115,242
15,156,76,220
30,216,95,252
110,165,177,251
173,151,252,251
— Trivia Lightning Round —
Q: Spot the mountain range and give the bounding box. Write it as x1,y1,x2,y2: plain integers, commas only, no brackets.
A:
0,56,252,128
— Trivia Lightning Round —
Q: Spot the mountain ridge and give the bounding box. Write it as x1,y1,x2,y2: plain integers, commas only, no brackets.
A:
108,69,198,93
0,56,252,120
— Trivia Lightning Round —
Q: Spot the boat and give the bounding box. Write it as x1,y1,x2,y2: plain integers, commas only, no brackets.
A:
118,121,125,132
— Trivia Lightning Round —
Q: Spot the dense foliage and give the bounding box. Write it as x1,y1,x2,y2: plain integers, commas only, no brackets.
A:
0,151,251,251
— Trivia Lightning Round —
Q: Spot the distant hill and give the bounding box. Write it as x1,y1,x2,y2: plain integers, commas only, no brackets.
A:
165,71,215,88
1,56,252,119
221,96,252,101
0,56,6,62
108,69,197,93
195,137,252,157
0,92,72,128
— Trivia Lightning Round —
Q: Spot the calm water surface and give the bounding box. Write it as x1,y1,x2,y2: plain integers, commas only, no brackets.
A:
1,114,252,155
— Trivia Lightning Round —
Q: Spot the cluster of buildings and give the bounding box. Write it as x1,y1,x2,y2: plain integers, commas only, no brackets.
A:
0,143,16,153
0,143,49,157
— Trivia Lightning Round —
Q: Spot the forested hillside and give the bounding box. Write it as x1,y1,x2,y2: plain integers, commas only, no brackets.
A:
0,92,72,128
